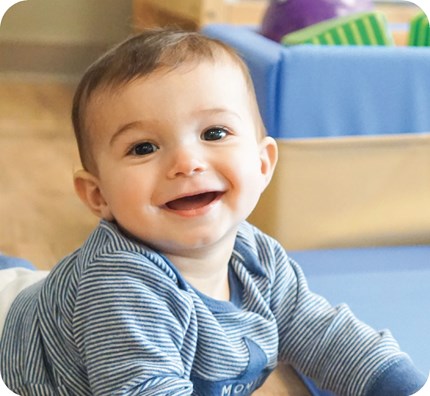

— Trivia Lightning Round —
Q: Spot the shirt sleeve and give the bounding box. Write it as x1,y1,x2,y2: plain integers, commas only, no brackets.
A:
269,245,425,396
72,254,195,396
366,358,426,396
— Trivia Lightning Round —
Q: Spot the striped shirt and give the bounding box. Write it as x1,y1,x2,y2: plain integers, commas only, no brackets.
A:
0,220,423,395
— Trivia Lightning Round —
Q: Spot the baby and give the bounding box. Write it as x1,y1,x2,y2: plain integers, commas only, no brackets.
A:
0,28,425,396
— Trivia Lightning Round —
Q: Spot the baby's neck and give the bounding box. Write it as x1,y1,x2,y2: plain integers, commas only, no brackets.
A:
184,267,230,301
164,238,235,302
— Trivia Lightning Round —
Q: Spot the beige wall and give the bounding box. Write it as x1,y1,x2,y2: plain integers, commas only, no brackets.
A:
1,0,132,45
0,0,133,77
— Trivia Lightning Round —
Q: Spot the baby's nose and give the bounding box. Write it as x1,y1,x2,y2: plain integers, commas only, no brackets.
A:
166,146,207,178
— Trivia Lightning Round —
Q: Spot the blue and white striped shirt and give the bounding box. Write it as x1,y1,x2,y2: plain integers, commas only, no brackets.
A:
0,221,424,395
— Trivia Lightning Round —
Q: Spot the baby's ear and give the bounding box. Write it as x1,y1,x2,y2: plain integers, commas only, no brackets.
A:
258,136,278,191
73,170,113,220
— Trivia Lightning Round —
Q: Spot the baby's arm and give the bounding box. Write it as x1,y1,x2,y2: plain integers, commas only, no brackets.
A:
270,248,426,396
72,256,195,395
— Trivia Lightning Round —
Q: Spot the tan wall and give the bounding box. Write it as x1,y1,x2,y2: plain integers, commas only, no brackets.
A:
0,0,133,77
249,134,430,250
1,0,132,45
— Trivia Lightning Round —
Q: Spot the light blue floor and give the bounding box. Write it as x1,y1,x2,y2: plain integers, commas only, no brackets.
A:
291,246,430,374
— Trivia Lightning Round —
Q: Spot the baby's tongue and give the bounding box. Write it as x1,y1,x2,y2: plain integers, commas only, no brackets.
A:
167,192,216,211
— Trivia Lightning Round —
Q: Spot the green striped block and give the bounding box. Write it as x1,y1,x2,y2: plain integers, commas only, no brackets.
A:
281,12,393,46
408,12,430,46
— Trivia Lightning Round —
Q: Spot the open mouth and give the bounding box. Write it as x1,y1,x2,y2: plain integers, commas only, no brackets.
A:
165,191,223,211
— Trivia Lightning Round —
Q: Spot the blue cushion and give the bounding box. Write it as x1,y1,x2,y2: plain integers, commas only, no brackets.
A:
0,255,35,270
278,45,430,138
290,246,430,374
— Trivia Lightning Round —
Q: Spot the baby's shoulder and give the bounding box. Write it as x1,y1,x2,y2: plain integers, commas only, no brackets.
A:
236,222,291,277
82,222,179,283
48,221,179,294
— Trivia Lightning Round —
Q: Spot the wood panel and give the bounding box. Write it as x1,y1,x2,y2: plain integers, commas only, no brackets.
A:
132,0,267,31
0,77,97,270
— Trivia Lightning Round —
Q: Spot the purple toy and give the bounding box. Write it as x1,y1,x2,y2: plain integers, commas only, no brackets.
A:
261,0,374,42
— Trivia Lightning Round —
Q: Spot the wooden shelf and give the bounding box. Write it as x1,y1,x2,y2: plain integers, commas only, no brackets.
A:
132,0,268,31
133,0,422,46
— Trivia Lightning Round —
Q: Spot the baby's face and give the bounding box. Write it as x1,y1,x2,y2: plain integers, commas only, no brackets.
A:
85,59,275,256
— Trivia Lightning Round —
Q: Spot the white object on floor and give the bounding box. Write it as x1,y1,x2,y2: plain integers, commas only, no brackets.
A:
0,268,49,338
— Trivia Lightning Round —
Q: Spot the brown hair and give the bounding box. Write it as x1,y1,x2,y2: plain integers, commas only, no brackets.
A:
72,28,265,172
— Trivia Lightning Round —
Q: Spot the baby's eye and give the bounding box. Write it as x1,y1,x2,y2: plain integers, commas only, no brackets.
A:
129,142,158,156
201,127,229,141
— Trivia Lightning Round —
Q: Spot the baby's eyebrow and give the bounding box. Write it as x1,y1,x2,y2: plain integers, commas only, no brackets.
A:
195,108,242,120
110,120,147,146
